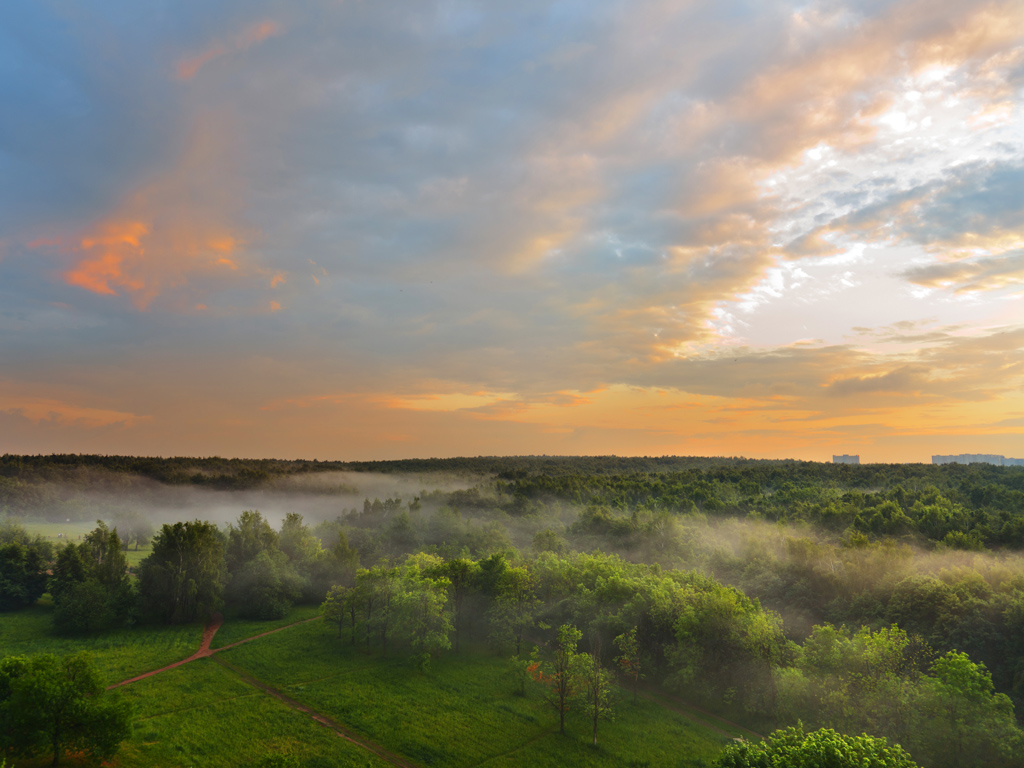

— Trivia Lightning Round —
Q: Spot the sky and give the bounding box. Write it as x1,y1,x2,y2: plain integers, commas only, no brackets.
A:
1,0,1023,463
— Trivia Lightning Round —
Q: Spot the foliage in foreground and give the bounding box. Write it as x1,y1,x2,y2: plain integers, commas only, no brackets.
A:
716,725,919,768
0,652,132,766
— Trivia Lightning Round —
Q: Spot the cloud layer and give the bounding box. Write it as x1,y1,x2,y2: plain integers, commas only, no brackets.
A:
1,0,1022,461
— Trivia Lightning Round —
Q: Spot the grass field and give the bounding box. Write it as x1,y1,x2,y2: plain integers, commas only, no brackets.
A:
220,620,733,767
2,604,737,768
210,604,323,649
0,605,202,684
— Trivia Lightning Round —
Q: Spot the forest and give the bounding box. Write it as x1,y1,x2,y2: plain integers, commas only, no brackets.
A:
3,453,1024,767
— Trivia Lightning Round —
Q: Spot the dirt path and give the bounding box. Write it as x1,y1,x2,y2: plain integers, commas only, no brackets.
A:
108,615,325,690
107,613,225,690
212,656,418,768
109,614,420,766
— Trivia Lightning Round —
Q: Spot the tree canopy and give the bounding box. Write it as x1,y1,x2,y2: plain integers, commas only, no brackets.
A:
715,725,919,768
0,652,132,766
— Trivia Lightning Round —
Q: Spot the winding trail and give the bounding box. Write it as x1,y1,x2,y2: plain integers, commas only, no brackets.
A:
107,613,225,690
107,614,323,690
107,614,759,767
108,613,417,767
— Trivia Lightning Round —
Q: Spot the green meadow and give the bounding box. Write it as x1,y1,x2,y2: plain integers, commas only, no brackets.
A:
0,605,201,683
1,605,737,768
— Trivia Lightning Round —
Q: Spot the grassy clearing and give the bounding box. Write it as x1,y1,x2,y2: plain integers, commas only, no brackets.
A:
10,659,393,768
210,604,323,648
221,621,731,768
16,520,96,541
116,659,393,768
3,606,735,767
0,605,202,685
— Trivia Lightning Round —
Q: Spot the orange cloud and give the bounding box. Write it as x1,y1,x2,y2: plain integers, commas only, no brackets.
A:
46,105,289,311
0,392,145,428
61,216,243,308
177,20,282,81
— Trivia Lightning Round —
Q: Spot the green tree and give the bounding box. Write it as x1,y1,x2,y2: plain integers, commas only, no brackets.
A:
53,580,113,635
136,520,226,625
360,564,399,657
397,554,452,659
614,627,644,705
0,652,132,766
0,541,48,611
432,557,478,653
715,725,919,768
226,510,279,573
50,524,132,635
490,566,538,658
915,651,1023,768
531,623,584,735
279,512,321,563
578,644,615,745
228,550,303,620
320,585,349,638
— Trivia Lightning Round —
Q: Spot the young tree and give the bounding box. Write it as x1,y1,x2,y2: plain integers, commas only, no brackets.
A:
614,627,644,705
320,585,349,638
578,644,615,745
530,623,584,735
0,652,132,767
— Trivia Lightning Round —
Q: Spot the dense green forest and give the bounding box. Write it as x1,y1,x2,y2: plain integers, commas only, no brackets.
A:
4,453,1024,766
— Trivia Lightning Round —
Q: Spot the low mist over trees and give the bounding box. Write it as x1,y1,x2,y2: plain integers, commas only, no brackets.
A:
5,452,1024,766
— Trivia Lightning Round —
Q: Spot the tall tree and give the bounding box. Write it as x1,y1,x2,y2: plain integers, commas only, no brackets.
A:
490,567,538,658
226,510,279,572
137,520,226,625
433,557,478,653
51,524,132,635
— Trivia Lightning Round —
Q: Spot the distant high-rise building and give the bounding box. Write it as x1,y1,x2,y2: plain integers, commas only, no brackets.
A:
932,454,1024,466
833,454,860,464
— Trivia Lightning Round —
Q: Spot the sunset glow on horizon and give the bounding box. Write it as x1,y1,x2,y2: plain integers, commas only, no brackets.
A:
2,1,1023,463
